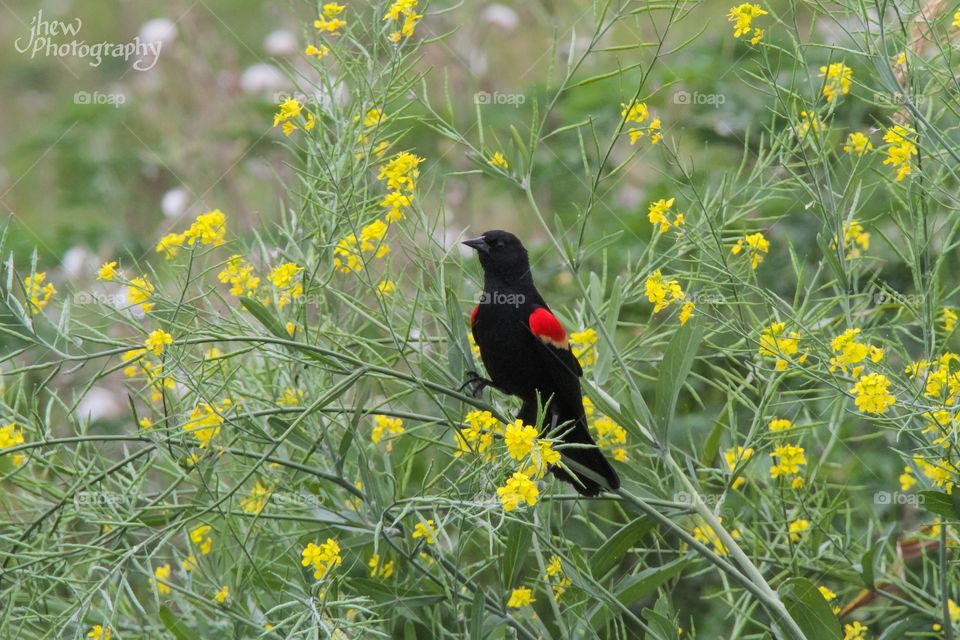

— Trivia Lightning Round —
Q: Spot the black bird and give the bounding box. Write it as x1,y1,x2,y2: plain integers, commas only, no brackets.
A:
462,230,620,496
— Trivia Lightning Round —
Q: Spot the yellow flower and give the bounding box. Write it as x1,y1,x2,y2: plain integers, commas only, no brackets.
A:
139,417,152,430
819,63,853,102
723,446,754,489
758,322,802,371
181,554,197,572
489,151,509,169
372,415,405,452
770,444,806,480
833,220,870,259
273,99,303,128
843,621,867,640
184,401,230,448
769,418,792,432
647,197,677,234
24,273,56,314
882,124,917,181
305,44,329,59
569,328,598,366
899,465,915,491
504,420,538,460
591,416,628,462
128,276,155,313
190,524,214,555
145,329,173,356
788,518,810,542
376,279,396,296
240,480,272,514
412,520,437,544
851,372,895,414
368,553,395,579
497,472,539,511
277,387,305,407
829,328,882,376
507,586,535,608
301,538,342,579
730,232,769,269
645,269,685,313
955,9,960,28
97,261,118,281
942,308,958,332
692,517,740,555
378,152,423,192
913,455,957,494
214,585,229,603
819,585,837,601
218,255,260,296
727,3,768,39
621,101,663,144
843,132,873,155
153,563,172,594
384,0,421,40
795,111,824,140
314,4,347,35
679,301,695,326
183,209,227,247
155,232,184,259
87,625,111,640
455,410,502,459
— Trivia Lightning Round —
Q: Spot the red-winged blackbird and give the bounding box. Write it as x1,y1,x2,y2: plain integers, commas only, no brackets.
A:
463,230,621,496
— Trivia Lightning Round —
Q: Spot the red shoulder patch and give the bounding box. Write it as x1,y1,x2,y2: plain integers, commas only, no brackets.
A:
470,305,479,325
529,308,569,349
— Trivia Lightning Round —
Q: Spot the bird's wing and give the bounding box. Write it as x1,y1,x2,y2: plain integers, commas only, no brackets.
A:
527,307,583,379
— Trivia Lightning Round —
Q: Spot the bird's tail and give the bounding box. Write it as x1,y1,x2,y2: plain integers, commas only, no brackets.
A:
520,400,620,496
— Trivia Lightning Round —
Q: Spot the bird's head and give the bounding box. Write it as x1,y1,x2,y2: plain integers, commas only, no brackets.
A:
462,230,531,282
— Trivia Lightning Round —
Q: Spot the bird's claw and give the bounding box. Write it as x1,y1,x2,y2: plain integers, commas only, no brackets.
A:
459,371,493,397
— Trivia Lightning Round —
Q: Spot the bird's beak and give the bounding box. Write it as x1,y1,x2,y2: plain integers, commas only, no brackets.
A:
462,236,490,254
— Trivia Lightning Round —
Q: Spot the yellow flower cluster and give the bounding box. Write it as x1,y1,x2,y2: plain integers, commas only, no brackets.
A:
882,124,917,181
128,275,155,313
544,555,572,599
833,219,870,259
277,387,305,407
913,456,958,494
314,3,346,35
272,98,316,137
218,255,260,296
758,322,803,371
731,231,769,269
267,261,304,309
87,624,111,640
942,308,958,333
454,410,502,460
240,480,272,514
24,272,56,315
769,443,806,488
0,422,26,467
153,563,172,594
302,538,342,579
497,471,541,512
795,111,824,140
727,3,767,44
788,518,809,542
507,586,535,608
368,553,395,579
412,520,436,544
621,101,662,145
829,328,883,377
120,347,174,403
843,131,872,155
371,414,405,452
693,517,741,555
647,198,685,234
190,524,214,555
569,328,597,366
333,219,390,273
844,621,868,640
378,152,423,222
645,269,688,317
906,354,960,402
145,329,173,356
584,396,630,463
768,417,792,432
819,63,852,102
850,372,895,414
184,399,232,448
384,0,422,43
723,446,754,489
156,209,227,259
489,152,509,169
